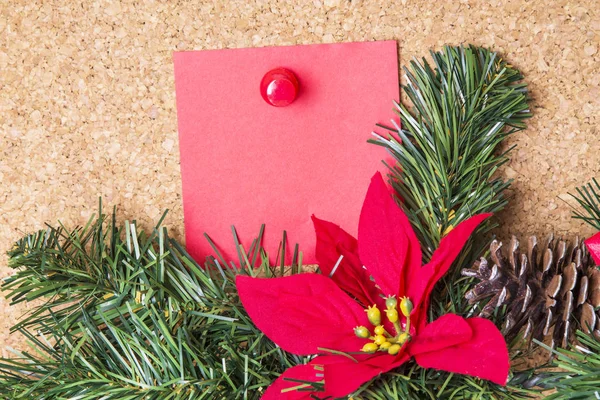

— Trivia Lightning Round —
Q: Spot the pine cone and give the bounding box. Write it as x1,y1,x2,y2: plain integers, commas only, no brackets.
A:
462,235,600,351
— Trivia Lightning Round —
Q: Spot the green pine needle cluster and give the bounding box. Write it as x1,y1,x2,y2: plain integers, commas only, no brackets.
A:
522,180,600,399
351,358,539,400
534,332,600,399
365,45,535,398
371,45,530,257
0,205,305,399
570,178,600,231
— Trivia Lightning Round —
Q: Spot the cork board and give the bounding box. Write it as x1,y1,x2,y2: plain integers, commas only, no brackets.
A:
1,1,599,354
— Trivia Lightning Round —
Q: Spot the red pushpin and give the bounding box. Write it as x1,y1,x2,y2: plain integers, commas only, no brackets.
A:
260,68,299,107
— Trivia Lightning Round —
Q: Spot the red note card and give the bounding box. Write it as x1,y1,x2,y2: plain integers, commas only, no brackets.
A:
174,40,399,264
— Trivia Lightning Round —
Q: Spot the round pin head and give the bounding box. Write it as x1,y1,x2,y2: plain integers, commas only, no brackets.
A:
260,67,299,107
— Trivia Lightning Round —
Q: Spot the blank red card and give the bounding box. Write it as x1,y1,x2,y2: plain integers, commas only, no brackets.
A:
174,40,399,264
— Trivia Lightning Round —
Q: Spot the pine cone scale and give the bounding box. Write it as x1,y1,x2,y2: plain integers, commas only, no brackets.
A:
462,235,600,356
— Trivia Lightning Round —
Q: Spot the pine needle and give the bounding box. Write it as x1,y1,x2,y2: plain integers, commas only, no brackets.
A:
570,178,600,231
1,208,306,399
361,45,534,399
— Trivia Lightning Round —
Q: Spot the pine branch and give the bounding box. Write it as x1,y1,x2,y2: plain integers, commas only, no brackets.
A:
1,205,305,399
370,45,530,258
534,332,600,399
570,178,600,231
351,356,540,400
360,45,534,399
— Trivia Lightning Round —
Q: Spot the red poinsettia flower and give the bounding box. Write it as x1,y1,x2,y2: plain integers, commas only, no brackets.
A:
236,172,509,399
585,232,600,265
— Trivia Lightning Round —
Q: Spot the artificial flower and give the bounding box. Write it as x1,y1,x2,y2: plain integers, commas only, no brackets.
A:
584,231,600,265
236,172,509,399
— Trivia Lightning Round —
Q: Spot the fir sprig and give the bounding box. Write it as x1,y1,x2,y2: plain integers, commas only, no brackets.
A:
352,360,539,400
570,178,600,230
371,45,530,257
361,45,533,398
0,206,305,399
535,332,600,399
530,181,600,398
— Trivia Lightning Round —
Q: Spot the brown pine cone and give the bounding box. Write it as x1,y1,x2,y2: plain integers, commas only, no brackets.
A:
462,235,600,352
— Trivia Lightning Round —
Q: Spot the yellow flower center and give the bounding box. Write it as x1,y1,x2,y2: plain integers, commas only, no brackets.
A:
354,296,413,355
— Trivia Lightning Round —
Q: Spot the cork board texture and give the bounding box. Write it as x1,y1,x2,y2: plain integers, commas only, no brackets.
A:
1,1,599,353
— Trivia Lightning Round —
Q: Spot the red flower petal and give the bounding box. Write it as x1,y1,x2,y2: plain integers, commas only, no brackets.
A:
408,314,472,355
358,172,422,297
312,215,381,306
262,354,408,399
262,364,322,400
407,213,491,328
585,232,600,265
414,317,509,386
236,274,369,355
319,353,410,397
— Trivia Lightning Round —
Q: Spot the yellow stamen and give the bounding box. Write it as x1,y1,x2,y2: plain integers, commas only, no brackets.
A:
379,341,392,350
365,305,381,326
388,344,401,355
393,321,403,338
398,332,411,344
385,295,397,309
361,343,379,353
358,296,414,354
399,297,413,317
385,308,399,323
354,326,370,339
374,335,387,346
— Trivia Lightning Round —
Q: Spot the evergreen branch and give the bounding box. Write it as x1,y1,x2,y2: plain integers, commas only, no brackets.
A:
352,363,539,400
534,332,600,399
1,206,305,399
1,306,232,399
361,45,534,398
570,178,600,231
370,45,530,257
